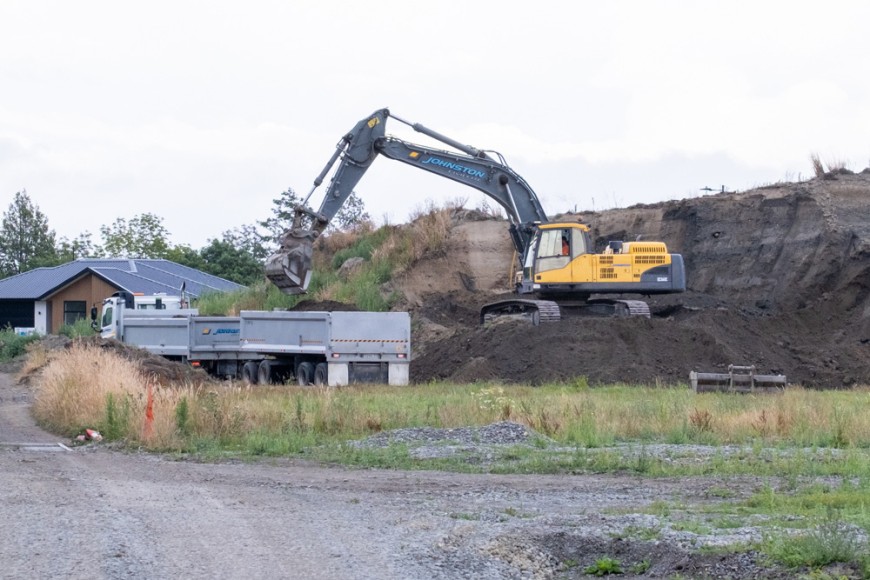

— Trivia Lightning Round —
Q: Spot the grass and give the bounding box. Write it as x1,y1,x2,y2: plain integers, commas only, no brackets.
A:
0,327,41,361
628,480,870,575
584,557,622,576
195,202,457,314
31,344,870,458
28,345,870,575
761,507,870,574
57,318,97,338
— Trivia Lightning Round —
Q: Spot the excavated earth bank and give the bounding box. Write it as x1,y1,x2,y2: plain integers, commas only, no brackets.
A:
403,171,870,388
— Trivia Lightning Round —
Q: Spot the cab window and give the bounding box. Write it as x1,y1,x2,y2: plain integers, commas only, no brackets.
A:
101,305,113,328
535,229,571,273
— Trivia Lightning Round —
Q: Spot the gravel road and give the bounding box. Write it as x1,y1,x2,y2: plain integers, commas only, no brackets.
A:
0,372,793,579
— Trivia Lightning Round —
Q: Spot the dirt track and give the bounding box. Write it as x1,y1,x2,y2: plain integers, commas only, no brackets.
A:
1,372,796,579
404,172,870,388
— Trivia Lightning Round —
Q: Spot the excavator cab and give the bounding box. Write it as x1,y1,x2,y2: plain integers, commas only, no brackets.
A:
519,223,591,293
530,225,588,274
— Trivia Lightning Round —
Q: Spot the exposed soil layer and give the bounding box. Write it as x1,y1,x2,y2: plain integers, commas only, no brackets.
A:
404,172,870,388
291,299,360,312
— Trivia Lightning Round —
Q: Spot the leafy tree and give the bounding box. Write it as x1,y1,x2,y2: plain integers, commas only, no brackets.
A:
164,244,206,271
331,191,372,232
100,213,171,258
259,187,302,246
56,231,98,262
0,190,57,276
221,224,271,261
199,238,263,285
259,186,371,242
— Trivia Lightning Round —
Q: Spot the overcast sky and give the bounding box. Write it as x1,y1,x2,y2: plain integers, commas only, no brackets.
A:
2,1,868,248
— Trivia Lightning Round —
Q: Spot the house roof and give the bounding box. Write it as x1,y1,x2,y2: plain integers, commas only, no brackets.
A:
0,259,245,300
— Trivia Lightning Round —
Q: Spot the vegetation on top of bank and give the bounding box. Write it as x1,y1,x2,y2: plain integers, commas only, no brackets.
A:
197,201,459,314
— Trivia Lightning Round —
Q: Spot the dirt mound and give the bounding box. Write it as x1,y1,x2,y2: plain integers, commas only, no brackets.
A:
402,172,870,388
291,300,360,312
73,336,213,385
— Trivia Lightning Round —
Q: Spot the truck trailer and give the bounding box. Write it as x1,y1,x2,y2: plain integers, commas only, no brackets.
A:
100,293,411,386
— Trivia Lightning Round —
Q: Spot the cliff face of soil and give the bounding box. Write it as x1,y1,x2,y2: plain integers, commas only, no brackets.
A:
581,173,870,316
403,172,870,388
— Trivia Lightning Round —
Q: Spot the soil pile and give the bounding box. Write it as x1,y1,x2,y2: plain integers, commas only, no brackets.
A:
291,300,359,312
403,171,870,388
70,336,213,385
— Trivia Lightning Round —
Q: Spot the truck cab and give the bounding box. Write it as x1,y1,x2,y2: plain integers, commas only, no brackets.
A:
99,292,186,339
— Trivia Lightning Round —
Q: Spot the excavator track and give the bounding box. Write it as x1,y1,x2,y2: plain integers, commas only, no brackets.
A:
480,299,561,326
559,299,651,319
605,299,651,318
480,298,651,326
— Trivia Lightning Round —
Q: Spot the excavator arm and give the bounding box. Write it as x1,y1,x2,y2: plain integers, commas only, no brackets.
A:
266,108,549,294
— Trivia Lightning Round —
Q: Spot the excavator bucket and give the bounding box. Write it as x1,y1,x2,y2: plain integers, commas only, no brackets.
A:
264,229,316,295
690,365,787,393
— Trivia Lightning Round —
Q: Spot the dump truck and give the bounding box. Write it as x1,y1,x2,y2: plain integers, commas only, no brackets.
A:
100,292,411,386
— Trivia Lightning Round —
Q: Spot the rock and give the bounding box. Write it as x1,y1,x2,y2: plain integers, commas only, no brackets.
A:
338,257,365,280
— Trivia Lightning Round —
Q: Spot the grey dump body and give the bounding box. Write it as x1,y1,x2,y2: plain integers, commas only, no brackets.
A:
114,308,410,386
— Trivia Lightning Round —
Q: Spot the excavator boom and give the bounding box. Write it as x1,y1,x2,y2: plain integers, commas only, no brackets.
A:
265,108,686,325
266,108,548,293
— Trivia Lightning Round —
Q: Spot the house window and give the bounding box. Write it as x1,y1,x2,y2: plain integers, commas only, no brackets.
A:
63,301,87,326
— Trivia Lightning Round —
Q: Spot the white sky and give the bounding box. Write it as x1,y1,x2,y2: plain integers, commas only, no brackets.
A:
2,1,869,248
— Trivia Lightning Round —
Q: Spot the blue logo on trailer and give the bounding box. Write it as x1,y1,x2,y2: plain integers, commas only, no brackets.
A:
202,328,240,335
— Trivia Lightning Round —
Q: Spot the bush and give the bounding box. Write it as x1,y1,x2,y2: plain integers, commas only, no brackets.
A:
763,509,867,569
58,318,97,339
0,328,41,361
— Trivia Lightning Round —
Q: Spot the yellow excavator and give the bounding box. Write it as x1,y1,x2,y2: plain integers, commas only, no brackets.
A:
265,109,685,323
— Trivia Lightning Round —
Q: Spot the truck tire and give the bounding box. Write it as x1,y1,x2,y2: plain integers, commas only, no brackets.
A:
296,361,314,386
257,360,273,385
314,362,328,386
242,361,259,384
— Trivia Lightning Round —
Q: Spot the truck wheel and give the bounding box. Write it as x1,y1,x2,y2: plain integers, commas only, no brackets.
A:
296,362,314,386
257,360,273,385
314,363,328,386
242,361,259,384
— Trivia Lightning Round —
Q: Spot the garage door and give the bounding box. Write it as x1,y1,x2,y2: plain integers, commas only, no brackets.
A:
0,300,34,329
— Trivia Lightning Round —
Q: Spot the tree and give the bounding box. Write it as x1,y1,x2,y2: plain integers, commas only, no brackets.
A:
259,187,302,246
100,213,171,258
221,224,271,261
331,191,372,232
199,238,263,285
0,190,57,276
164,244,206,271
259,186,371,242
56,231,98,262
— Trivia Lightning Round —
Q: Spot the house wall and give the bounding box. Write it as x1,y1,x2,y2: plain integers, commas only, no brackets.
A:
34,301,48,334
48,275,119,333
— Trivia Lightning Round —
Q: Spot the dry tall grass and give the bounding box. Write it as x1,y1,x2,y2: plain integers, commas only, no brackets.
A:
31,345,870,452
33,344,149,435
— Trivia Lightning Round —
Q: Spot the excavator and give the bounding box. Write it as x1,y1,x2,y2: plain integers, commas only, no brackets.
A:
265,108,685,323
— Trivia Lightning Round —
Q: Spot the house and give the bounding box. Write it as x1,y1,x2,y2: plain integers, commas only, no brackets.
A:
0,259,246,334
